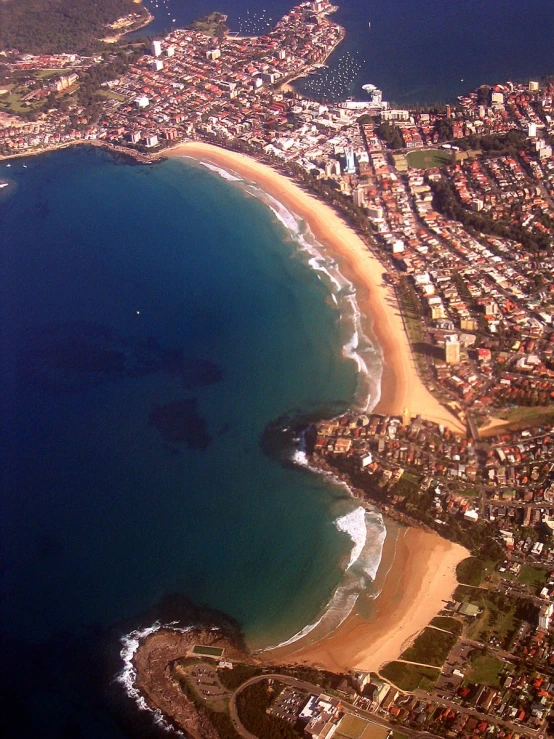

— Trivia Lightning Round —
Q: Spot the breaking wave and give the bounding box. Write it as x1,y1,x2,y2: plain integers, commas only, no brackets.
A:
194,160,383,413
116,621,195,734
191,158,387,652
263,503,386,651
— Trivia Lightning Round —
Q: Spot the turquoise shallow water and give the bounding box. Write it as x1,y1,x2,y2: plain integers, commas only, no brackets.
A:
0,147,383,736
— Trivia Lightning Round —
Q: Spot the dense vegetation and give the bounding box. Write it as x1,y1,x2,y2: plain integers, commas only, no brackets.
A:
431,176,551,254
217,663,262,691
0,0,146,53
429,616,464,637
188,11,228,40
400,626,458,667
456,556,487,586
376,120,403,149
380,662,440,692
236,681,301,738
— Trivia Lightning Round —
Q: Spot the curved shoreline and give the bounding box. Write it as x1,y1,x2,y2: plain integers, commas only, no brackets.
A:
163,142,468,671
167,142,464,434
260,527,467,672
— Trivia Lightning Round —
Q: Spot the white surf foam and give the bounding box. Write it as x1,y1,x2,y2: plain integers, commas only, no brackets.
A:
182,162,383,413
117,621,195,734
264,585,360,651
262,506,386,652
262,206,381,413
198,160,242,181
335,506,367,570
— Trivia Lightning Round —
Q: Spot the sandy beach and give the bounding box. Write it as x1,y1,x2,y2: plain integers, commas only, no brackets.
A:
261,527,468,673
166,142,468,675
168,142,464,433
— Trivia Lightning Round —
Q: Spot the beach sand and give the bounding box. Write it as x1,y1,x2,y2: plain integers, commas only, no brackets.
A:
167,142,468,674
168,142,464,434
260,527,468,672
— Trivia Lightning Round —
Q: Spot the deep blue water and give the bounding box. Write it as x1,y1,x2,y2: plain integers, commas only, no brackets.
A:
136,0,554,104
0,147,363,736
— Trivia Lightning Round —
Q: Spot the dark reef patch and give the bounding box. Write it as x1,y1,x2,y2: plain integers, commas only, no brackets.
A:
149,398,212,450
259,404,349,464
17,321,222,393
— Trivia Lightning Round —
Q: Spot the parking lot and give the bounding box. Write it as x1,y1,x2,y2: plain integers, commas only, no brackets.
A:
186,664,229,700
268,686,308,723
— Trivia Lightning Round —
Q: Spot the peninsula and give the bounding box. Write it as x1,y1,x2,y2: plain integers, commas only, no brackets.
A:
2,2,554,738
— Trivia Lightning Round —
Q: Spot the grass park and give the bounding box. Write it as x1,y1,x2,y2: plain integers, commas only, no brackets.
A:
406,148,452,169
517,564,549,591
453,583,536,648
466,652,508,688
380,661,440,692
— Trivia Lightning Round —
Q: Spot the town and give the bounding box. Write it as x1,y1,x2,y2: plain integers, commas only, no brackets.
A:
1,2,554,738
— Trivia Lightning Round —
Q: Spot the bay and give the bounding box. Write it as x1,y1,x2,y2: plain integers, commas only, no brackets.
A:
136,0,554,104
0,147,363,736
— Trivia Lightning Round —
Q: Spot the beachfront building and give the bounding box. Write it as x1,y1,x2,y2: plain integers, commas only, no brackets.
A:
445,335,461,365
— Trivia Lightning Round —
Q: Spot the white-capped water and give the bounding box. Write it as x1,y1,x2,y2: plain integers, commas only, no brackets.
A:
182,157,383,413
240,178,383,413
335,506,367,570
196,160,242,181
262,503,386,652
189,157,388,652
117,621,194,734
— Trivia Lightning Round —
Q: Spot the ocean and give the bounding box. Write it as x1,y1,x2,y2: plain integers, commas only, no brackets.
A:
135,0,554,104
2,2,552,734
0,147,384,737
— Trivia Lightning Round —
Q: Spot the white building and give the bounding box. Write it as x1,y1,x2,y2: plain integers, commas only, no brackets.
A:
151,40,162,57
152,59,164,72
538,602,553,632
135,95,149,108
145,135,159,148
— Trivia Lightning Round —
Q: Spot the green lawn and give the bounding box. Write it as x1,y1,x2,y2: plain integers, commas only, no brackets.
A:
380,662,440,692
518,564,548,592
466,652,507,688
407,149,452,169
488,405,554,430
33,69,63,79
454,586,520,645
0,91,30,113
99,89,128,102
